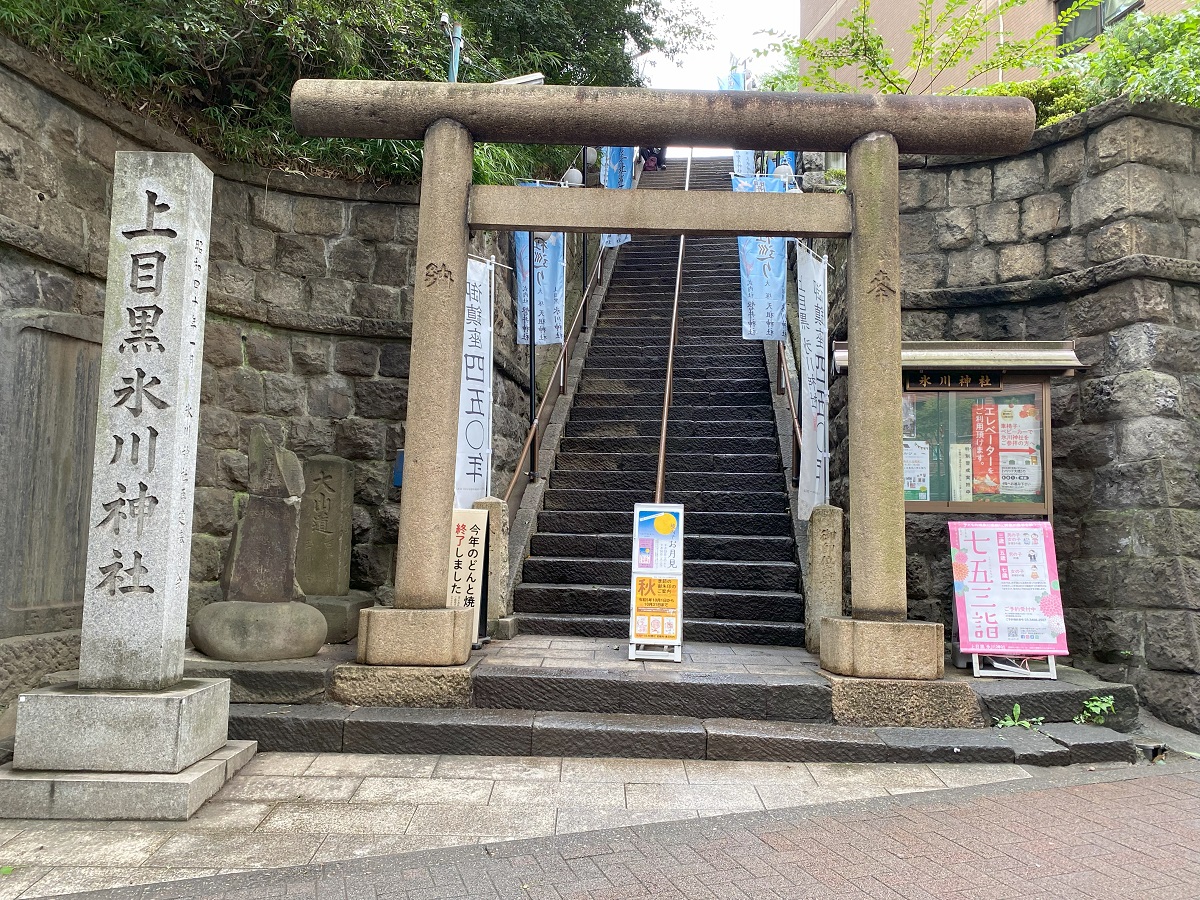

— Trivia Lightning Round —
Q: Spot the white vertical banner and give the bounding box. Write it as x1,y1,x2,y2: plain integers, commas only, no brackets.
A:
455,257,494,509
795,244,829,519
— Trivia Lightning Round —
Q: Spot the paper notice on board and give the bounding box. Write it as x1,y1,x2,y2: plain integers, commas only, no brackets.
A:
950,443,973,502
903,440,930,501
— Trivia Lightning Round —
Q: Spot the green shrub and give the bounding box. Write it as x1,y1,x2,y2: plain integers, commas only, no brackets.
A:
969,73,1091,126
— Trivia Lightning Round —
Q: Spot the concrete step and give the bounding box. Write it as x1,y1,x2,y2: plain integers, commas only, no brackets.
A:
554,452,781,474
520,556,799,592
534,509,793,537
512,583,803,620
227,705,1139,765
511,613,804,646
542,488,790,514
547,469,787,493
530,531,795,562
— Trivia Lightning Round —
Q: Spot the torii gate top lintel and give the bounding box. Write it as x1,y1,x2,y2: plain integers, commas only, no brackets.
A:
291,80,1034,157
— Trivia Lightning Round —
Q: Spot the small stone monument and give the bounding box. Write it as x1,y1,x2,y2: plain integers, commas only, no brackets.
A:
0,152,254,820
297,455,374,642
190,424,328,660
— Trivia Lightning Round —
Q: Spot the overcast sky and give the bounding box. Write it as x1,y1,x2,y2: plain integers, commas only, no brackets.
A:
639,0,801,155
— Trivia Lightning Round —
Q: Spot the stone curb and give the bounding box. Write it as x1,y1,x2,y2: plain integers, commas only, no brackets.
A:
227,703,1137,766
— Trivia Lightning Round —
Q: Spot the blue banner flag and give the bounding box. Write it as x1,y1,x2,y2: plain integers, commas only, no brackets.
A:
514,183,566,346
719,72,755,175
600,146,636,249
731,174,787,340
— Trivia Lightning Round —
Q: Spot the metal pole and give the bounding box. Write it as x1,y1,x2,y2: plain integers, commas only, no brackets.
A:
580,146,589,335
528,232,538,480
448,23,463,83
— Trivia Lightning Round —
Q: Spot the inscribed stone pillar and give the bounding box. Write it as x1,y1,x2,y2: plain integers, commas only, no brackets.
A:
392,118,474,610
845,131,907,622
297,455,353,596
357,118,474,666
804,504,843,653
78,152,214,691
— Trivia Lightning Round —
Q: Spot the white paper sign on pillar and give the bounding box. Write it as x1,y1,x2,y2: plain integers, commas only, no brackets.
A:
455,257,494,509
629,503,685,662
447,507,488,640
795,244,829,519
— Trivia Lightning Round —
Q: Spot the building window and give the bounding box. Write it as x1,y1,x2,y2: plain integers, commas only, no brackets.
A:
1057,0,1143,48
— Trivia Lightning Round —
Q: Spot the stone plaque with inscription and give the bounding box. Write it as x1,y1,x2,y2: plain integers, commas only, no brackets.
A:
296,455,353,597
77,152,213,692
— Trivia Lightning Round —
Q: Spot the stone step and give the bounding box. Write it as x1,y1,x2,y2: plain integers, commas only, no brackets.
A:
534,509,793,537
571,391,774,408
554,452,782,474
530,531,795,562
568,404,776,423
227,705,1139,765
548,469,787,493
563,420,778,440
520,556,799,592
512,582,803,619
580,366,766,381
558,435,780,454
510,613,804,645
542,488,791,514
575,378,766,396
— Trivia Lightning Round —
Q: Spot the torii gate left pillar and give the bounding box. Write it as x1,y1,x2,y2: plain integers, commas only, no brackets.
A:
292,81,1034,672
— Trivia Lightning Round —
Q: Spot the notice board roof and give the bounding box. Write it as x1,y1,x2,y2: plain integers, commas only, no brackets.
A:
832,341,1081,374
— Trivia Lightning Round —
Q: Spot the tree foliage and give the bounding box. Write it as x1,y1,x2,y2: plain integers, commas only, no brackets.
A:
0,0,708,182
758,0,1100,95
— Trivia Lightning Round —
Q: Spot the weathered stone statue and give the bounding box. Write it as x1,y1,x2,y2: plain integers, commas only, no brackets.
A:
191,424,327,660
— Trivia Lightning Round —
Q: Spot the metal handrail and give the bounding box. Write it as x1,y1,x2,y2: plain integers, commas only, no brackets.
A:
503,247,607,506
777,340,803,488
653,149,694,503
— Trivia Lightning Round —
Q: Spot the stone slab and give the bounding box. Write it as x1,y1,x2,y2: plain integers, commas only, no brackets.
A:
1038,723,1139,764
78,151,213,692
219,496,302,604
830,676,985,728
531,712,707,759
13,678,229,774
358,607,473,666
305,591,374,644
763,674,835,723
228,703,349,752
820,617,944,680
296,455,353,596
804,505,843,653
970,674,1139,732
328,662,474,708
874,727,1016,764
343,707,533,756
0,740,254,820
183,645,353,704
993,728,1072,766
704,719,890,763
472,666,627,715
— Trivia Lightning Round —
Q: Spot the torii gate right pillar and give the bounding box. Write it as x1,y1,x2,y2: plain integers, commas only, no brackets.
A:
820,131,944,679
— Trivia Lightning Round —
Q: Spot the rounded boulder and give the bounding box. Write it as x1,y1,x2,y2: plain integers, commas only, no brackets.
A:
190,600,327,662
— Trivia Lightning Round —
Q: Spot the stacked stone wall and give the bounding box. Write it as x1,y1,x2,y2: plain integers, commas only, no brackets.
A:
827,99,1200,730
0,38,533,710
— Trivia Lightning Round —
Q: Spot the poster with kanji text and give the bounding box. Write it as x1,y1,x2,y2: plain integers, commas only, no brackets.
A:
949,521,1067,657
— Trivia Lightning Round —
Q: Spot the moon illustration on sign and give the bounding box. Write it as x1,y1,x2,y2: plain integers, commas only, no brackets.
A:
654,513,676,536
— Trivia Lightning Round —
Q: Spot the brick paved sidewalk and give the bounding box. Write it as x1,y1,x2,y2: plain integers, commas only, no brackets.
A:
53,760,1200,900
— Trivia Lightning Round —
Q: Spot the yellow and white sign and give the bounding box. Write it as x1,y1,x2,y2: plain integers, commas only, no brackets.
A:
629,503,684,661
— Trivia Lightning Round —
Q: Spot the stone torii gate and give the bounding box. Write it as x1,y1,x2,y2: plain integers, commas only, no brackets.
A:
290,82,1034,678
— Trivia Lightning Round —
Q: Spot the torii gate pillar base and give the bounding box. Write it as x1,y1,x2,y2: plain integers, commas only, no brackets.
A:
820,617,944,681
358,608,473,667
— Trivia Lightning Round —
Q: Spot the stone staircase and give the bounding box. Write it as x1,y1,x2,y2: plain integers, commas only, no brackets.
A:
512,157,806,646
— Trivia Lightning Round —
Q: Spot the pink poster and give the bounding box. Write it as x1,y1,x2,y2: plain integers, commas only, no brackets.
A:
949,521,1068,657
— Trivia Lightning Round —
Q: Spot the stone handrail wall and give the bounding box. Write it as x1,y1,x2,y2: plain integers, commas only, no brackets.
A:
826,98,1200,731
0,37,532,709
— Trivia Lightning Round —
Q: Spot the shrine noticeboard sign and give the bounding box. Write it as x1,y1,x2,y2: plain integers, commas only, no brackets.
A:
948,521,1068,657
629,503,684,658
447,507,488,638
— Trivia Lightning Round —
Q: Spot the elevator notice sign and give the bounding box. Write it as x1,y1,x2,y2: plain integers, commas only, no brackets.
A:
629,503,684,662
